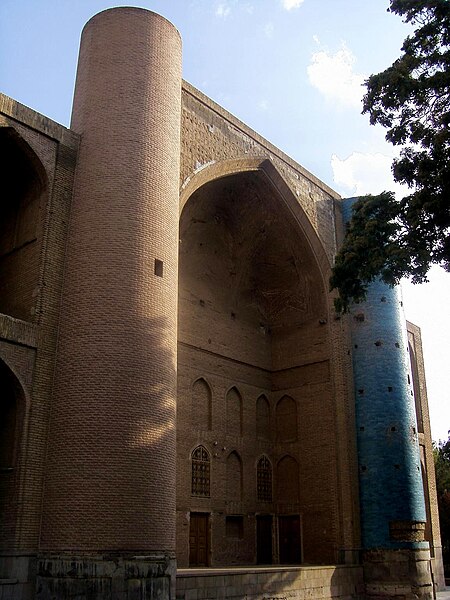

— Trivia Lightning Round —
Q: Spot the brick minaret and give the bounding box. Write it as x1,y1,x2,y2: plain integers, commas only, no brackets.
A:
38,8,182,598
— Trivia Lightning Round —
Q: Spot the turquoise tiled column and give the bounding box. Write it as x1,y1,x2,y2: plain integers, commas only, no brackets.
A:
342,198,427,551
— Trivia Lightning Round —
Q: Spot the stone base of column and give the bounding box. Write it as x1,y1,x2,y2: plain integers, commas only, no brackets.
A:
36,553,176,600
363,548,434,600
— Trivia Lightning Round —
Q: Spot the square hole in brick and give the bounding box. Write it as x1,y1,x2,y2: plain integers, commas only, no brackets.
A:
154,259,164,277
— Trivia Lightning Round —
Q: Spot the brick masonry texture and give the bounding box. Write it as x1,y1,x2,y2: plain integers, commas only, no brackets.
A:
41,7,182,552
0,6,444,600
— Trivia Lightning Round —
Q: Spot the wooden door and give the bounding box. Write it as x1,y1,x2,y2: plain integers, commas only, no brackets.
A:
279,515,301,564
189,513,209,566
257,515,273,564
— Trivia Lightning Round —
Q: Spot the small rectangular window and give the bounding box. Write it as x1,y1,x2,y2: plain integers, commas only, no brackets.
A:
226,515,244,539
154,259,164,277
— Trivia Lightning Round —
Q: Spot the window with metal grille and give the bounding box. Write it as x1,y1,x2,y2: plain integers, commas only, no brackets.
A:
191,445,210,497
257,455,272,502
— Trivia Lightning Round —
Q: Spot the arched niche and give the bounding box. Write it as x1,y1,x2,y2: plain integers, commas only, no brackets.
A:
277,455,299,504
226,450,243,502
276,396,298,442
256,394,270,440
0,358,27,548
192,377,212,431
226,386,242,437
0,127,47,321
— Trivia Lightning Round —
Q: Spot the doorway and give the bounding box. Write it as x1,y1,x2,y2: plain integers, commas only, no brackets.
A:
279,515,301,564
257,515,273,564
189,512,209,566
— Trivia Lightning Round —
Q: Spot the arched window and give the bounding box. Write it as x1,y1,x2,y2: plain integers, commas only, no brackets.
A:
226,386,242,436
276,395,297,441
257,455,272,502
192,378,212,430
191,445,210,497
256,395,270,440
226,450,243,502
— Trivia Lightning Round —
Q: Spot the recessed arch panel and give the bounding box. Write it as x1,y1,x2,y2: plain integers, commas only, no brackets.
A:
256,394,270,440
0,357,27,549
226,450,243,502
277,455,299,504
192,377,212,431
0,127,48,321
276,396,298,442
180,157,331,289
226,386,242,436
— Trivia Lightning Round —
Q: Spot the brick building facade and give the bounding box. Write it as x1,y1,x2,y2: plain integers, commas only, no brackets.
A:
0,7,444,600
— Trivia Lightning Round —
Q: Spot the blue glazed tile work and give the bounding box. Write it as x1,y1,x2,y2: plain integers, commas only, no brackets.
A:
342,198,426,550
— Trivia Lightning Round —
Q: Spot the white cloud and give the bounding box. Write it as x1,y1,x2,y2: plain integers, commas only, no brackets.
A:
216,2,231,17
258,99,269,111
331,151,406,198
264,22,274,38
307,42,365,108
281,0,304,10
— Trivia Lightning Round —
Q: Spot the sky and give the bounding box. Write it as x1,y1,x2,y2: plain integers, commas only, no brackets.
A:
1,0,448,442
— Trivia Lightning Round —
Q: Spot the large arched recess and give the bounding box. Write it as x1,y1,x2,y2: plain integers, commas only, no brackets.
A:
179,158,331,367
176,157,344,567
0,127,48,321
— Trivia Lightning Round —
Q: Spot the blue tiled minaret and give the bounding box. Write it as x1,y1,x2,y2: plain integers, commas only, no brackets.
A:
342,198,427,552
350,280,427,549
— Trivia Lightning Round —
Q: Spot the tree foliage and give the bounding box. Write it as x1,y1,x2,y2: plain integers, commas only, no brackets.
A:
434,433,450,576
331,0,450,312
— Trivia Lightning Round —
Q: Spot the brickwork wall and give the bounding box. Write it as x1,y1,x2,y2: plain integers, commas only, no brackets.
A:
0,95,78,584
176,346,341,567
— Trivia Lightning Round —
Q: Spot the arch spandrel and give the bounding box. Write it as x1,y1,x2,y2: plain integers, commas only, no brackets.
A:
0,127,49,193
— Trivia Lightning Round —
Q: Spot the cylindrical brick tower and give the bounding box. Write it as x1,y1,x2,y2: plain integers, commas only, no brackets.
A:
343,198,433,600
38,8,182,599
